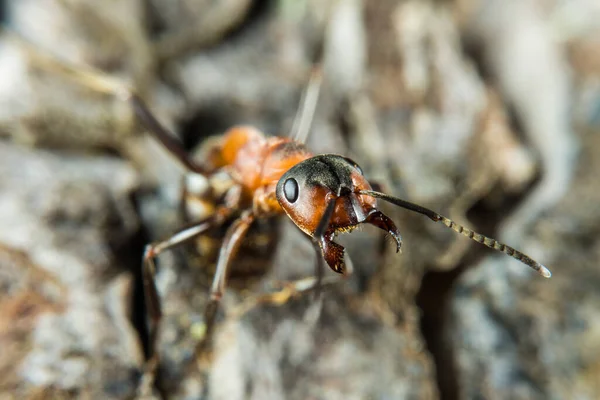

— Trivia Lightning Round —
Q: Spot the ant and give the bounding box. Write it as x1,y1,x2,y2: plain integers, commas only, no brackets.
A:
14,32,552,395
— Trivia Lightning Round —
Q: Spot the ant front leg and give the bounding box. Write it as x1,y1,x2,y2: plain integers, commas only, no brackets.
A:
195,210,255,360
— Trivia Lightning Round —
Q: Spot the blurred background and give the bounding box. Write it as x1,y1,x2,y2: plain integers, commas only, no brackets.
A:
0,0,599,399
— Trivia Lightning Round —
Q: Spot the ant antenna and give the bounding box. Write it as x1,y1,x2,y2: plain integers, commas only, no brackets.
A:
8,29,208,175
7,29,129,97
290,65,323,144
359,190,552,278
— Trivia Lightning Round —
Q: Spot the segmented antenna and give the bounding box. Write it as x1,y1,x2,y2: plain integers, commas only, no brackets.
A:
8,30,131,98
9,29,209,175
359,190,552,278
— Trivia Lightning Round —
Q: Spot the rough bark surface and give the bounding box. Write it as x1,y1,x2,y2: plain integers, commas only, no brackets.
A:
0,0,598,399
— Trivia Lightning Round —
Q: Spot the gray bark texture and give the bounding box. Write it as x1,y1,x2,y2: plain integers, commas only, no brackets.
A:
0,0,598,399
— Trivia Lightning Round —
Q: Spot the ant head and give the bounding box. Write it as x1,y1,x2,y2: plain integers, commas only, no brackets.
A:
276,157,552,280
276,154,378,237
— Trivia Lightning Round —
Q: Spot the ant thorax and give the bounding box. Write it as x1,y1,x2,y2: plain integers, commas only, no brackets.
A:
181,139,278,285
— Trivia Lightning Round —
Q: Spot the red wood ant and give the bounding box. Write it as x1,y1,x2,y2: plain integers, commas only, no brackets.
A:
17,37,551,392
133,89,551,386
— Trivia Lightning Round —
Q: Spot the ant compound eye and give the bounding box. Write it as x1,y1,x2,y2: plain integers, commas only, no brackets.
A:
283,178,299,203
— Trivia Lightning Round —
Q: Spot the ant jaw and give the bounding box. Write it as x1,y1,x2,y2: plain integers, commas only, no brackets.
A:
329,208,402,255
321,238,347,274
363,210,402,253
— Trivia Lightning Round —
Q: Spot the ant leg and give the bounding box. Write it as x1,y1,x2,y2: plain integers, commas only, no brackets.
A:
140,216,223,395
229,276,342,318
195,210,255,358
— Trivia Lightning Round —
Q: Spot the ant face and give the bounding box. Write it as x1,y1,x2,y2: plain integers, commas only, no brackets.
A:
276,154,378,237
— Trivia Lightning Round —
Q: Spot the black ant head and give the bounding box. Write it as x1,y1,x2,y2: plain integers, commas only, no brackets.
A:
276,155,552,279
276,154,379,237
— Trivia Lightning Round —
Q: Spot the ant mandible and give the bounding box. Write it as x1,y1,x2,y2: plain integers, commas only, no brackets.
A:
18,35,551,392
